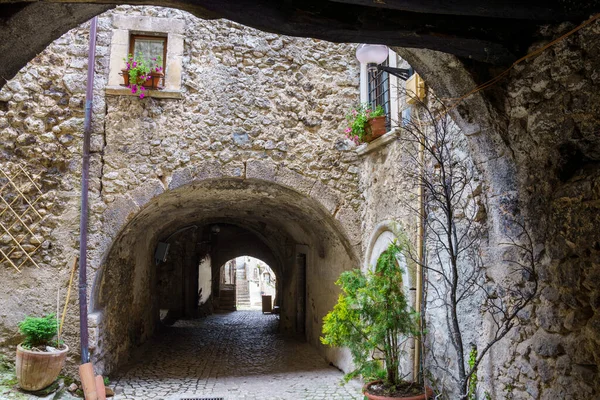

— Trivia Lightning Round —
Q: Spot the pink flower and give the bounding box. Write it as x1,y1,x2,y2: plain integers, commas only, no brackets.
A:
345,127,352,133
132,62,137,68
126,63,130,69
352,110,357,116
140,93,145,99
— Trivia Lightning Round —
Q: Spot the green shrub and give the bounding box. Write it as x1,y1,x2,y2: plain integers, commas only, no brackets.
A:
18,314,58,348
321,241,420,390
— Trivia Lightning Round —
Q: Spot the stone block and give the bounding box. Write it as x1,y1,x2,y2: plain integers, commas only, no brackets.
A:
246,158,277,181
194,160,225,181
531,330,565,357
131,179,165,207
335,205,361,245
310,180,341,214
101,196,139,240
274,166,314,195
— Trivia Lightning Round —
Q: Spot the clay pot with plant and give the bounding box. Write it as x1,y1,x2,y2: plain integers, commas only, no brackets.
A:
16,314,68,391
321,240,433,399
344,104,387,144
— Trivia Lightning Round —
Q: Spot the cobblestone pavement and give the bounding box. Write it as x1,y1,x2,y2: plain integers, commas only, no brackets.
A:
112,311,363,400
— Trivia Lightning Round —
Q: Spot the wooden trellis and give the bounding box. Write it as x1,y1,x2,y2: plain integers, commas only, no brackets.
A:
0,163,45,271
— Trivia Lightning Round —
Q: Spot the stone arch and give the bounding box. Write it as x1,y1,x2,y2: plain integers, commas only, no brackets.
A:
364,219,415,304
88,166,360,374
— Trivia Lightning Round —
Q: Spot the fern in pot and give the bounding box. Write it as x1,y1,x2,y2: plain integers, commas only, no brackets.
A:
16,314,68,391
321,241,432,399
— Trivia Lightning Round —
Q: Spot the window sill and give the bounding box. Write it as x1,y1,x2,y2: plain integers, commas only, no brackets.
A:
105,86,183,99
356,128,400,156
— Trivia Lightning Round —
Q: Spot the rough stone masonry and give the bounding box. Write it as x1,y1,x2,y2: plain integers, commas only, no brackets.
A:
1,5,600,400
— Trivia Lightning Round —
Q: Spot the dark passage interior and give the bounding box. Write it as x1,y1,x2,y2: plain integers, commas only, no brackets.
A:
90,178,359,375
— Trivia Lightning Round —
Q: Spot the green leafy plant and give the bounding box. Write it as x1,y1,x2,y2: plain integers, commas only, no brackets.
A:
123,53,163,99
103,376,110,386
344,104,385,144
467,346,478,400
18,314,58,349
321,240,420,393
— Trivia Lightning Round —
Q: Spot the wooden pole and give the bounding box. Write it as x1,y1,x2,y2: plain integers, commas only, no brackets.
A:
59,256,78,339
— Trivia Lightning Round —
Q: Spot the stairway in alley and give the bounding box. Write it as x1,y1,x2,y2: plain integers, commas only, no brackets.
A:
236,265,251,308
219,284,236,311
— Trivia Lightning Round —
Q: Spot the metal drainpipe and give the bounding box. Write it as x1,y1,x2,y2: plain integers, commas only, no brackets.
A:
78,16,98,365
413,108,425,381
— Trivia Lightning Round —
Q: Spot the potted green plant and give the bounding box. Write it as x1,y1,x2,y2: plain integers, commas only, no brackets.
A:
321,241,433,400
121,53,164,99
344,104,387,144
16,314,68,391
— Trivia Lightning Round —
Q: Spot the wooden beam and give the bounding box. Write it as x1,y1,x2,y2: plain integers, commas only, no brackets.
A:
327,0,599,21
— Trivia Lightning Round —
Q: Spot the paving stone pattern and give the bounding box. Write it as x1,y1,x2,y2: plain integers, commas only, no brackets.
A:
112,311,363,400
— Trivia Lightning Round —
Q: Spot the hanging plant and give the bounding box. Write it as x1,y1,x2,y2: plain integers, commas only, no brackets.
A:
121,53,164,99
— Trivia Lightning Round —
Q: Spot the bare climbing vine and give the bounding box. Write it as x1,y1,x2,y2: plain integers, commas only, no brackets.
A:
394,92,539,399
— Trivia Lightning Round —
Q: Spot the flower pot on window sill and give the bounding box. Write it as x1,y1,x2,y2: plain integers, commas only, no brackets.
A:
364,116,387,142
120,69,164,90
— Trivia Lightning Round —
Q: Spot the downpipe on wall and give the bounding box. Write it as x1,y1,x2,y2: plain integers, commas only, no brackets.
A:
413,108,425,383
78,16,103,400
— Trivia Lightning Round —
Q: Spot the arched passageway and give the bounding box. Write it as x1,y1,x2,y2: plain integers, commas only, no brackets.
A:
218,256,277,311
90,178,359,374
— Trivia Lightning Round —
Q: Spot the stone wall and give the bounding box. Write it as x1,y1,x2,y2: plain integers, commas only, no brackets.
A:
0,5,363,374
494,20,600,399
389,19,600,399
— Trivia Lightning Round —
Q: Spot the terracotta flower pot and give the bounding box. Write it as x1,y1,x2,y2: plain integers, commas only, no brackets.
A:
365,115,387,142
363,380,434,400
121,69,164,90
121,68,130,86
16,343,68,391
141,71,164,90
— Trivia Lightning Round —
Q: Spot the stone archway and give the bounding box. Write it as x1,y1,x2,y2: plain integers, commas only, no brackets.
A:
89,176,360,374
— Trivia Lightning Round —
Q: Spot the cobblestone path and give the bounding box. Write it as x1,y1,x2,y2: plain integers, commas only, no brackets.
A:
112,311,363,400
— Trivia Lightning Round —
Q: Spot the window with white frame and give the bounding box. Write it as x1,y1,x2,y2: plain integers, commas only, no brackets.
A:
106,15,185,97
360,49,399,132
359,50,417,131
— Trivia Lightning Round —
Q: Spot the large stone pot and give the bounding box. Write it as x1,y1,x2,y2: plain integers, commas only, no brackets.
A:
16,344,68,391
363,380,434,400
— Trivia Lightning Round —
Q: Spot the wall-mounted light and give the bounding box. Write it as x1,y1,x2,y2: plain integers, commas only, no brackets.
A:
356,44,411,81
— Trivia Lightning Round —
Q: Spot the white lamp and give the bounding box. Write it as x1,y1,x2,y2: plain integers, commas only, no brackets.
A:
356,44,389,65
356,44,411,80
